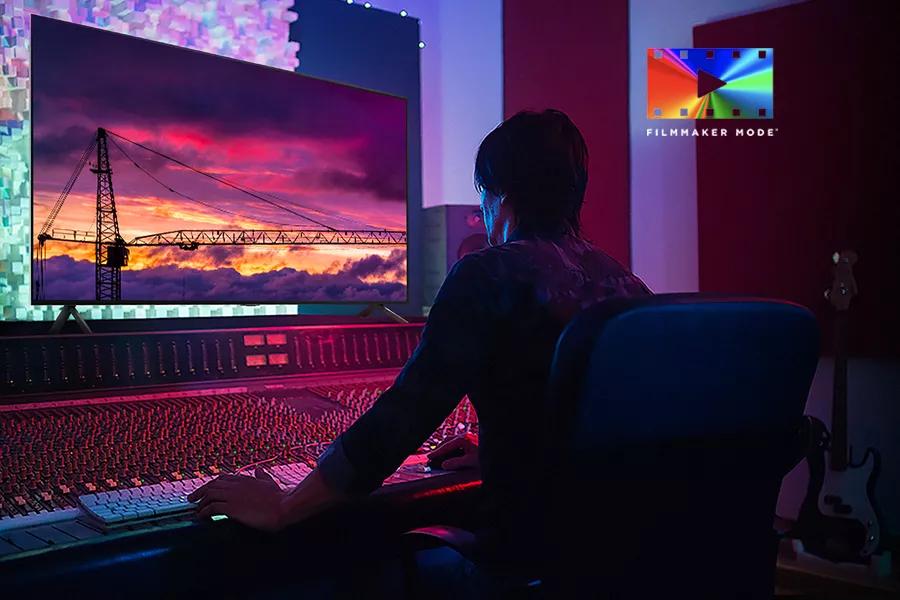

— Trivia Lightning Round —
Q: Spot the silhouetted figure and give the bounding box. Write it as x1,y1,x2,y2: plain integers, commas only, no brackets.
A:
191,109,651,596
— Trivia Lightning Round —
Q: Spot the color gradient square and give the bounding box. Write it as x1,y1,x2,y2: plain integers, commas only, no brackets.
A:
647,48,774,119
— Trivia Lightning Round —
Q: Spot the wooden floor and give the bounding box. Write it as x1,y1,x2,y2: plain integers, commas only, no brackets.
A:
775,543,899,600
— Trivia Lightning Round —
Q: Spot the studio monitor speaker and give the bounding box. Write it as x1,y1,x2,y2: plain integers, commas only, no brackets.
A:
422,205,489,310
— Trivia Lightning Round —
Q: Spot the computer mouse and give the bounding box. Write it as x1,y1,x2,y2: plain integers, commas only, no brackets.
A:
426,447,464,470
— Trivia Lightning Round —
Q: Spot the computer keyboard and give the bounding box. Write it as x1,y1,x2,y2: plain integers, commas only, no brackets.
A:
78,475,211,529
78,462,316,530
270,461,317,488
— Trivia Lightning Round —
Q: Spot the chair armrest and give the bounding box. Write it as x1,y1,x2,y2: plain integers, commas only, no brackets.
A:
403,525,479,563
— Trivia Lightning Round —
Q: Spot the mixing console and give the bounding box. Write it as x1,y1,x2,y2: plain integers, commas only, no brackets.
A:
0,320,480,563
0,377,478,527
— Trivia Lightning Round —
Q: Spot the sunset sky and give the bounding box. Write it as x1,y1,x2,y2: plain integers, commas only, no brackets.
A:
32,16,407,303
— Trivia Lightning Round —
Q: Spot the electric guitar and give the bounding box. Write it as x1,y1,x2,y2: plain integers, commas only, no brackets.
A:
797,250,881,562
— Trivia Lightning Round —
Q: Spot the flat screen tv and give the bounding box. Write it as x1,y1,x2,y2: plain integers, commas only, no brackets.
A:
31,16,407,305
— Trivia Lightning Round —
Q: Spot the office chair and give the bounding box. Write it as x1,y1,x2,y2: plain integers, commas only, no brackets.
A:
405,294,820,599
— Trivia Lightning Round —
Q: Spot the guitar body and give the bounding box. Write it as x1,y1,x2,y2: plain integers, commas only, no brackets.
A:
798,420,881,562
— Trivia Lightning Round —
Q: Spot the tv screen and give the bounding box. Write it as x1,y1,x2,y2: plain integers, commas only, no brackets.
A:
31,16,407,305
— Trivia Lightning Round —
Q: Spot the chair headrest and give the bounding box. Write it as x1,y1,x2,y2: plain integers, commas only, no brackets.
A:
547,293,820,449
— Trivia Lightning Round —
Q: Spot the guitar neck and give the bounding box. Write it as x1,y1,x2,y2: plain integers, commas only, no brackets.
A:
831,311,850,471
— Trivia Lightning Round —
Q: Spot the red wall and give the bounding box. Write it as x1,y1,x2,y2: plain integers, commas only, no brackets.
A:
503,0,631,266
695,0,899,356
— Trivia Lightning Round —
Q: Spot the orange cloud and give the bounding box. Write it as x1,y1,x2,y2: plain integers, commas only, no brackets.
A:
36,242,405,288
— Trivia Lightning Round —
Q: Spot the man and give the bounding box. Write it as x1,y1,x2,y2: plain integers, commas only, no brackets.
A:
189,109,651,581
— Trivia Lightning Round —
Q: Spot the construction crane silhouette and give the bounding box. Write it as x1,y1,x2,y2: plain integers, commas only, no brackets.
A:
36,128,407,302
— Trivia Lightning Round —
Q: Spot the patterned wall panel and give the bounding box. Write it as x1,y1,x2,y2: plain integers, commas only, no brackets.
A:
0,0,299,321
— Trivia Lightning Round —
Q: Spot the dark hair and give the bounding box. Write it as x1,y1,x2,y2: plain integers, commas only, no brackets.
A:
474,109,588,236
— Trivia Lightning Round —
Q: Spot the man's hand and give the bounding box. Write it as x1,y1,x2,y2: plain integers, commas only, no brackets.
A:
188,468,286,532
427,432,479,470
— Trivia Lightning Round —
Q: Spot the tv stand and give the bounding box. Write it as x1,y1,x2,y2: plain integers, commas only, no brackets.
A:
357,303,408,324
50,305,93,335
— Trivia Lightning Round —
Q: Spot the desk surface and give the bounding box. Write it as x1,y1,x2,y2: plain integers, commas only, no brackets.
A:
0,471,482,597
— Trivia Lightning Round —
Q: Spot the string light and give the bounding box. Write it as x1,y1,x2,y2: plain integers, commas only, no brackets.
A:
418,41,426,49
341,0,417,43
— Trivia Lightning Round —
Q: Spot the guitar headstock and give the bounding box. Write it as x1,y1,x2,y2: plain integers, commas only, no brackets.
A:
825,250,858,311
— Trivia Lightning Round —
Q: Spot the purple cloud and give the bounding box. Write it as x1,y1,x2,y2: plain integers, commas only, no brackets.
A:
31,16,407,207
36,251,407,303
343,248,407,278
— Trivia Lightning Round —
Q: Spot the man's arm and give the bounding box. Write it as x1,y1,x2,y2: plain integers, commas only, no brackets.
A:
314,254,495,495
190,255,495,529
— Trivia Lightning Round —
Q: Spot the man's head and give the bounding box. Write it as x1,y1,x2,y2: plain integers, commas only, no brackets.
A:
475,109,588,246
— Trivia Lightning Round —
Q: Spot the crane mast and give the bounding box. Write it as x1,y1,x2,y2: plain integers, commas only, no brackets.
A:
91,128,128,301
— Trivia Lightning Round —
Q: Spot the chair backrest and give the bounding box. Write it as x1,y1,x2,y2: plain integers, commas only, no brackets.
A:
541,294,819,598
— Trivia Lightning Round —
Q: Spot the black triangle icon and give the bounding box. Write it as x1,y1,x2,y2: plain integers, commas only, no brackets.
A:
698,69,727,97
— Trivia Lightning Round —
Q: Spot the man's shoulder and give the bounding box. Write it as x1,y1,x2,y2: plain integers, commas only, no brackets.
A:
458,237,541,268
443,243,531,289
461,235,612,272
450,235,648,291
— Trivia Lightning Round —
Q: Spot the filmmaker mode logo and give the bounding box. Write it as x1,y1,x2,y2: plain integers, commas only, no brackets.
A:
647,48,773,119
